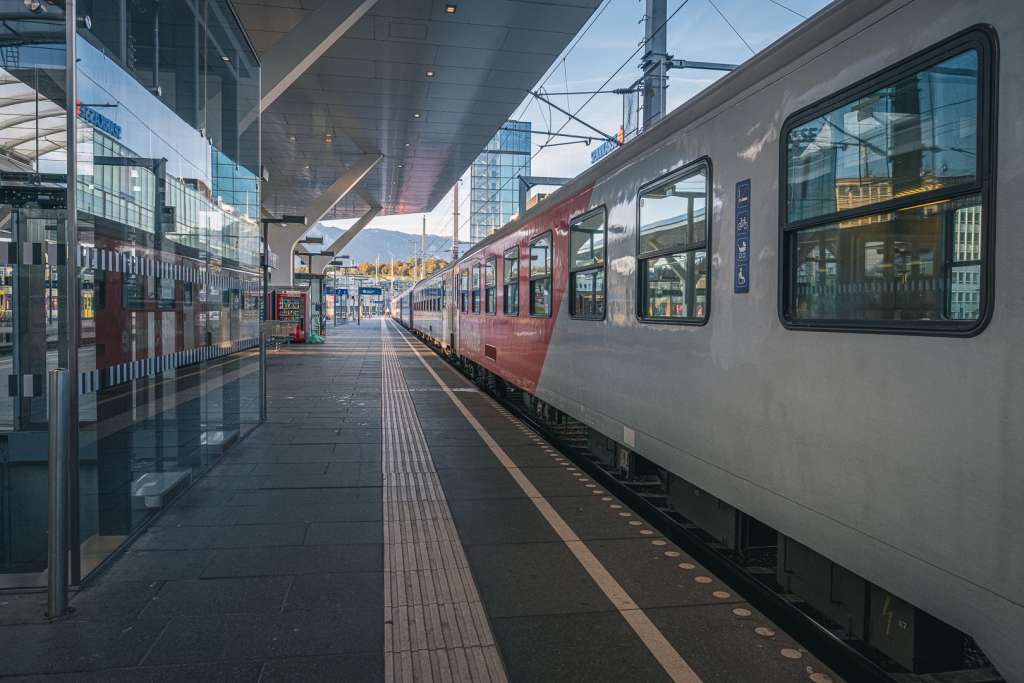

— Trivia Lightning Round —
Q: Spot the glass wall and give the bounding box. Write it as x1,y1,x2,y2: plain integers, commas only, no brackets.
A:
469,120,531,244
0,2,261,587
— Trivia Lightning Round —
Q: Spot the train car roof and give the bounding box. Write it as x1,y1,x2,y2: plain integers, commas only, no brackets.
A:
408,0,885,288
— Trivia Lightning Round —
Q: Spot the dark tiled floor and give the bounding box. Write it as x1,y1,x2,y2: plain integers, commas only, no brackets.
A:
0,322,838,682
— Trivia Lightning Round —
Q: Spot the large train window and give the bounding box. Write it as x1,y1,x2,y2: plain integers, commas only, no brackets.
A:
781,29,995,335
471,263,481,314
569,207,607,319
529,232,552,317
637,161,709,323
485,257,497,314
459,270,469,313
503,246,519,315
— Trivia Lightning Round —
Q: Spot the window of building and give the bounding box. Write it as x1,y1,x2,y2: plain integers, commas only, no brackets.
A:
782,32,992,334
471,263,481,314
503,246,519,315
529,232,552,316
459,270,469,313
638,162,709,322
569,208,606,319
485,257,497,314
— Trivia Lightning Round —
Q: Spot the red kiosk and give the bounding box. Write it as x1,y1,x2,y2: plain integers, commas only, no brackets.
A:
273,290,308,342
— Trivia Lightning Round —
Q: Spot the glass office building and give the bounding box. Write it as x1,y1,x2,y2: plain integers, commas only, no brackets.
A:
0,1,261,586
469,120,530,244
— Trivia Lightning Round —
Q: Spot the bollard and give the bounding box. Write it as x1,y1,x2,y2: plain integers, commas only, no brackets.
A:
47,368,71,618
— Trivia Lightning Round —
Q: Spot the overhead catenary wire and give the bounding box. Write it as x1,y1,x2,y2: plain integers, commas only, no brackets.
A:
765,0,807,19
706,0,755,54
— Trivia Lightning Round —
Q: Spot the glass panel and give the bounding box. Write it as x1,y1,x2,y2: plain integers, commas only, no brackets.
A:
471,265,481,313
570,211,605,269
504,282,519,315
530,234,551,277
788,195,980,322
572,269,605,318
639,168,707,256
530,277,551,316
503,247,518,283
787,50,979,222
643,251,708,320
485,258,496,287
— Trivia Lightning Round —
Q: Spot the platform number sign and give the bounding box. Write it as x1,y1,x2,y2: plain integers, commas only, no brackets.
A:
734,179,751,294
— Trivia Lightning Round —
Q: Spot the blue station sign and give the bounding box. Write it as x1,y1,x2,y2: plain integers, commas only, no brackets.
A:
77,101,122,140
734,179,751,294
358,286,382,296
335,288,348,297
590,138,619,164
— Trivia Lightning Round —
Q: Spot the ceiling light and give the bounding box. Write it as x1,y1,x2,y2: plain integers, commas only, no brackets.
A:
412,112,421,118
425,69,435,78
221,55,230,63
398,164,404,168
444,4,457,13
288,135,296,143
405,142,411,147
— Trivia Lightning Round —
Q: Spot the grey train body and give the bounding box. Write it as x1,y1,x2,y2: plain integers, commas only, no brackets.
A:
400,0,1024,677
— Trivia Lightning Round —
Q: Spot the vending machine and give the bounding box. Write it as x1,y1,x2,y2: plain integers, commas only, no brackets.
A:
274,290,308,342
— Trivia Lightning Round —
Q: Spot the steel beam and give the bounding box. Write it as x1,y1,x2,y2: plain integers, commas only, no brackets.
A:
311,205,381,275
303,153,382,228
261,0,378,113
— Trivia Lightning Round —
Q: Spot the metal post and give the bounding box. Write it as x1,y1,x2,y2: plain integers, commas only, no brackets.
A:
47,368,71,618
63,0,81,585
259,220,268,423
641,0,668,128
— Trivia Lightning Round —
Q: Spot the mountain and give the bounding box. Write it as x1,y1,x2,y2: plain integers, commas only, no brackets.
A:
303,225,464,264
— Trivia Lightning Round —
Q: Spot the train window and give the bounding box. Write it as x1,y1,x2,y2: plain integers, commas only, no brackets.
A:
485,257,497,314
471,263,481,314
637,161,709,322
529,232,552,316
569,208,606,319
503,246,519,315
781,30,993,334
459,270,469,313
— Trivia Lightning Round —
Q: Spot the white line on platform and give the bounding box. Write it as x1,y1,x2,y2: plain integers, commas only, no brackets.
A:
389,320,703,683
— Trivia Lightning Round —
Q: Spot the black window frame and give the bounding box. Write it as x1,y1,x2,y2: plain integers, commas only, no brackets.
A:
503,245,519,316
568,206,608,320
471,262,481,314
484,256,497,315
779,26,997,337
636,157,712,325
529,231,553,318
459,269,469,313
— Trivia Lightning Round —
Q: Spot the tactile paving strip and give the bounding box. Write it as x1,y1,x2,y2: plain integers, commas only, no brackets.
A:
381,328,508,683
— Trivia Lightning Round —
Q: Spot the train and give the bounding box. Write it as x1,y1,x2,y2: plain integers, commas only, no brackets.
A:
393,0,1023,679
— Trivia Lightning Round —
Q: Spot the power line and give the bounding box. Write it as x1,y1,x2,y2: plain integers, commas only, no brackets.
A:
765,0,807,19
706,0,755,54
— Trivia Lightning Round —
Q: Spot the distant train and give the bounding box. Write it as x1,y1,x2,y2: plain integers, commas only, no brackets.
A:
394,0,1022,678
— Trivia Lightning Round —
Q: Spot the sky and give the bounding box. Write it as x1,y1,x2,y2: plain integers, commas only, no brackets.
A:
323,0,832,254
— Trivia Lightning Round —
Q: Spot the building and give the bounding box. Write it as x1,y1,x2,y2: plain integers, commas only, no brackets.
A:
469,120,531,245
0,2,261,586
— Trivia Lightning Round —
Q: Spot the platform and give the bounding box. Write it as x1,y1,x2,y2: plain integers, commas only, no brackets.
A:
0,320,840,682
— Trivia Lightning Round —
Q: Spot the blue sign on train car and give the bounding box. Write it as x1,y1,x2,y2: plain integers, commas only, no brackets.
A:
734,179,751,294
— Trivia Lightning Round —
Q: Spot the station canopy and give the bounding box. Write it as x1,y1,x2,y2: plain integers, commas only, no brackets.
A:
234,0,600,222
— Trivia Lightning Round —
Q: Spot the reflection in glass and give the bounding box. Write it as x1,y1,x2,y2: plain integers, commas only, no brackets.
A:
471,264,481,313
787,50,979,222
485,257,496,314
570,211,605,268
530,277,551,317
571,270,605,319
639,168,707,256
643,251,707,320
789,196,981,322
503,247,518,315
530,234,551,277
